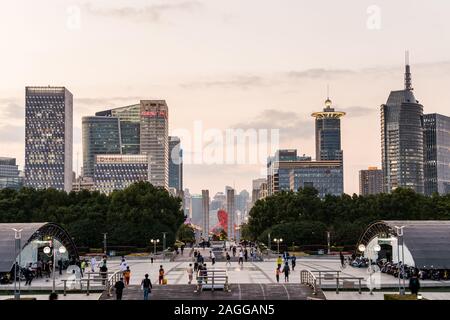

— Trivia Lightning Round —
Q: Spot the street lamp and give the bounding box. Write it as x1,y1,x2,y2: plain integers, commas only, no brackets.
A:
162,232,167,261
12,228,23,300
274,238,283,254
151,239,160,255
358,243,381,295
44,240,67,293
394,226,406,295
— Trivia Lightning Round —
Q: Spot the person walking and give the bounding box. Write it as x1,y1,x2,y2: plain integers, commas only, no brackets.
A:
120,257,128,273
100,263,108,285
81,259,86,276
141,274,153,300
123,266,131,286
158,265,165,285
238,250,244,266
226,252,231,267
291,254,297,271
187,264,194,284
36,259,43,278
24,263,34,286
114,277,125,300
211,252,216,265
276,267,281,283
244,249,248,262
409,272,421,296
90,257,97,272
339,251,345,268
282,262,290,283
277,256,283,269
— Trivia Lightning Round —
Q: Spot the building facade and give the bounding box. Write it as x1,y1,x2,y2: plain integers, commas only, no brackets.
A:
312,98,346,161
93,154,150,194
190,195,203,227
226,188,236,240
169,136,183,192
201,190,210,238
359,167,384,196
25,86,73,192
423,113,450,195
82,116,121,178
381,56,424,194
140,100,169,189
0,158,23,190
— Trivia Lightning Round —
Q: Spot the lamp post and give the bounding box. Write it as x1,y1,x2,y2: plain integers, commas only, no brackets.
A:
102,233,107,255
12,228,23,300
327,231,331,255
44,240,67,293
274,238,283,255
162,232,167,261
151,239,160,255
394,226,406,295
359,243,381,295
268,233,271,254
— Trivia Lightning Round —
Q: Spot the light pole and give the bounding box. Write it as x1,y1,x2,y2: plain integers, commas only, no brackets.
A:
268,233,271,254
102,233,107,255
151,239,160,255
162,232,167,261
12,228,23,300
395,226,406,295
358,243,381,295
327,231,331,255
274,238,283,255
44,240,67,293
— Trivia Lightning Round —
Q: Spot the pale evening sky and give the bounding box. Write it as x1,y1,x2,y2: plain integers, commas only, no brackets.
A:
1,0,450,196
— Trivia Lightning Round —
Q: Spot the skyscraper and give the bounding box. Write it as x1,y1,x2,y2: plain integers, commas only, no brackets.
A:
201,190,210,238
0,157,23,190
190,194,203,226
226,188,236,240
169,136,183,192
25,86,73,192
140,100,169,189
312,97,346,161
423,113,450,195
82,116,121,178
381,53,424,194
359,167,384,196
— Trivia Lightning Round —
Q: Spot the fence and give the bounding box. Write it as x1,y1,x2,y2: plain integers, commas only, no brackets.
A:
300,270,318,295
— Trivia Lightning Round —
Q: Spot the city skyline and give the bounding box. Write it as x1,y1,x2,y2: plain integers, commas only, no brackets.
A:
3,1,450,195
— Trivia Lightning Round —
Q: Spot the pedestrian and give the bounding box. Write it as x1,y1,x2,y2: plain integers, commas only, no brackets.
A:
276,267,281,283
277,256,283,269
211,252,216,265
151,256,154,264
181,245,185,255
409,272,421,296
114,277,125,300
25,263,34,286
283,262,290,282
232,246,237,257
244,249,248,262
226,252,231,267
340,251,345,267
58,258,63,275
123,266,131,286
187,263,194,284
291,254,296,271
36,259,43,278
81,259,86,276
100,263,108,285
159,265,165,285
141,274,153,300
49,292,58,300
120,257,128,272
238,250,244,266
90,257,97,272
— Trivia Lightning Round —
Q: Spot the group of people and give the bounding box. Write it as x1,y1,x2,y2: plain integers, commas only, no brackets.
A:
275,253,296,283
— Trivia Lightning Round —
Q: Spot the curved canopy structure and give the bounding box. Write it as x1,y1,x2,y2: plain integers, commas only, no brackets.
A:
0,223,78,272
357,220,450,269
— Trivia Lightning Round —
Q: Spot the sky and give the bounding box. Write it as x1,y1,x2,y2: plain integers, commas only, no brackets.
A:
1,0,450,196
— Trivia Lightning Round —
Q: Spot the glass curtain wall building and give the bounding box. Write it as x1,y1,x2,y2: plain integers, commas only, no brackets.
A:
381,55,424,194
0,158,23,190
25,86,73,192
423,113,450,195
169,136,183,192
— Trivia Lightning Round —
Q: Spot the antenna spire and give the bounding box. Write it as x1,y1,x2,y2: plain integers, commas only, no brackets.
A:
405,50,413,91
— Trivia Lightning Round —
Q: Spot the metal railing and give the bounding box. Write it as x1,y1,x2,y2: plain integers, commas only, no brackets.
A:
309,270,364,294
195,268,230,293
300,270,318,295
106,270,124,297
61,271,118,296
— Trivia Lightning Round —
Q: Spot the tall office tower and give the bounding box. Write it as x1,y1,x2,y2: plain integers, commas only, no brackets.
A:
96,104,141,154
312,97,346,161
423,113,450,195
140,100,169,189
251,178,267,205
359,167,384,196
201,190,210,238
0,157,23,190
211,192,226,210
82,116,121,178
93,154,150,194
190,195,203,226
25,87,73,192
236,189,249,216
184,188,191,220
381,53,424,194
169,136,183,192
226,188,236,240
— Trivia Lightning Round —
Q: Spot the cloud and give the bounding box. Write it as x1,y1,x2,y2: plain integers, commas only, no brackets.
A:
180,75,267,90
287,68,355,79
0,99,24,119
339,106,377,118
0,124,24,143
84,1,203,23
233,109,314,141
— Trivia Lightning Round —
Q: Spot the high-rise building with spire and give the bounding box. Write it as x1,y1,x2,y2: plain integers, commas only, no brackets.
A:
311,94,346,161
381,52,424,194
